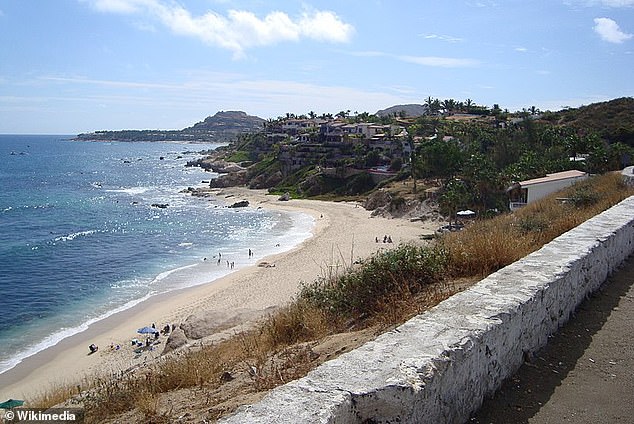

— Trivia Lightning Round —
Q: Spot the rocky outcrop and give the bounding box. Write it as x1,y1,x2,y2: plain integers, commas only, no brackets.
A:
229,200,249,208
162,327,188,354
364,189,444,221
187,159,245,174
209,170,249,188
364,189,392,210
248,170,283,189
179,309,270,340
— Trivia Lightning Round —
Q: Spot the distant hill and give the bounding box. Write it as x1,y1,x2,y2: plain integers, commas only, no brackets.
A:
376,104,430,118
186,111,266,133
75,110,266,143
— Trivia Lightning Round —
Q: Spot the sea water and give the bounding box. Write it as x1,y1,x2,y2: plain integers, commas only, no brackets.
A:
0,135,313,375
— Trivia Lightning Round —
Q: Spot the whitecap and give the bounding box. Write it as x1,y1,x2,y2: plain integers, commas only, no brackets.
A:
54,230,99,242
106,187,149,195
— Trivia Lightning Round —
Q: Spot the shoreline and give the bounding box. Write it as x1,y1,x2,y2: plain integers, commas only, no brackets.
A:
0,188,439,401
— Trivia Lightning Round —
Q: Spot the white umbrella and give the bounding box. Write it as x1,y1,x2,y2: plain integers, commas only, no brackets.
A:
457,210,475,216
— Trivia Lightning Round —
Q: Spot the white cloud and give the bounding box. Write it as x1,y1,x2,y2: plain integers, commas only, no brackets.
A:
565,0,634,6
515,47,528,52
89,0,143,13
30,73,418,123
399,55,479,68
342,50,478,68
84,0,354,58
593,17,633,43
596,0,634,6
422,34,463,43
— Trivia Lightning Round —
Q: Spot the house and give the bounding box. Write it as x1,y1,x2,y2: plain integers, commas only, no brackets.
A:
508,170,588,211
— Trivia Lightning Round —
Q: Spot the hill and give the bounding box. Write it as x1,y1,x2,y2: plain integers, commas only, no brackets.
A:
75,111,265,143
547,97,634,146
376,104,429,117
186,111,265,133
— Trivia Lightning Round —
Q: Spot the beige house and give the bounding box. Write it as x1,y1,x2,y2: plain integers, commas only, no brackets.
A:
508,170,588,210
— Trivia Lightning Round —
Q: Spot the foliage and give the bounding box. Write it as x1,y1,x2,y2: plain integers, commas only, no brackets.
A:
438,178,471,223
299,244,448,318
226,150,251,163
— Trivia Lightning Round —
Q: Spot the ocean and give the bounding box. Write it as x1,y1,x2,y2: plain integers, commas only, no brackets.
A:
0,135,313,375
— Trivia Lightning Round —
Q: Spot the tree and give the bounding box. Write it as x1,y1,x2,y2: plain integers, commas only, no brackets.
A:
416,137,464,179
465,98,474,113
439,179,471,226
585,134,610,173
462,152,502,211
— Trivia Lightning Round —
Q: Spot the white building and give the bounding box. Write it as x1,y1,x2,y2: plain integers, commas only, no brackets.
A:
508,170,588,210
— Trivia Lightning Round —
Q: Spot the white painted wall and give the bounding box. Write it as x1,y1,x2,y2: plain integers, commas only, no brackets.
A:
526,175,587,203
221,195,634,424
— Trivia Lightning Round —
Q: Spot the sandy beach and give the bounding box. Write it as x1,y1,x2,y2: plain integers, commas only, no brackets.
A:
0,188,438,401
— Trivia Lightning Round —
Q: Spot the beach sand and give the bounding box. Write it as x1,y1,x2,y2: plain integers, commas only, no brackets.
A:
0,188,439,401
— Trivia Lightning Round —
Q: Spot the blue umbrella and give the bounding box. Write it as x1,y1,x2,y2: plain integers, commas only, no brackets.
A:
0,399,24,409
137,326,158,334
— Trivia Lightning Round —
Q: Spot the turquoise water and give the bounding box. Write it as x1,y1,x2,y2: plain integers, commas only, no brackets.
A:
0,135,312,374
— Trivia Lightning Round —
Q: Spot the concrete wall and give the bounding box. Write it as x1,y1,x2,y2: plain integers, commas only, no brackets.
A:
221,195,634,424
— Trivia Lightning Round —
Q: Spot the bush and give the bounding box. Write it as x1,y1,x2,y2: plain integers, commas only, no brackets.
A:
300,244,448,318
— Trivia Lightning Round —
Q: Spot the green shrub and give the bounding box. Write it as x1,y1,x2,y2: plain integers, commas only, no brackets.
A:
300,244,448,318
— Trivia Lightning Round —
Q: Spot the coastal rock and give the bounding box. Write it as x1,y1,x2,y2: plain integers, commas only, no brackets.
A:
189,159,245,174
249,170,283,189
364,189,392,210
278,192,290,201
180,309,270,340
229,200,249,208
151,203,169,209
209,170,248,188
162,327,188,354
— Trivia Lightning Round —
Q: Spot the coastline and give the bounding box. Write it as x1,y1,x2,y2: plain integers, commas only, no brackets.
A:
0,188,438,401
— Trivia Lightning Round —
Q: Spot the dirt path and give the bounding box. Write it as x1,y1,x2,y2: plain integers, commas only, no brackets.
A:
470,255,634,423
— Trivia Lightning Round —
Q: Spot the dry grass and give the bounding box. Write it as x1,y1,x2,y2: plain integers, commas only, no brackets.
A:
30,172,634,423
441,172,634,278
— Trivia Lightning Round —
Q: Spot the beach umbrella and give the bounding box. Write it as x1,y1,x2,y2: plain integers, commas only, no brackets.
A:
0,399,24,409
137,326,158,334
457,209,476,216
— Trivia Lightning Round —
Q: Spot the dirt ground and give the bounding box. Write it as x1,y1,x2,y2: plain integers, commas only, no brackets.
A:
470,255,634,424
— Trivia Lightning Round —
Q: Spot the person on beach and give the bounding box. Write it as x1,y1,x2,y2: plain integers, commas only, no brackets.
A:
89,344,98,354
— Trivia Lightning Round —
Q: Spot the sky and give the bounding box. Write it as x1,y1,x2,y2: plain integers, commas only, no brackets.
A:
0,0,633,134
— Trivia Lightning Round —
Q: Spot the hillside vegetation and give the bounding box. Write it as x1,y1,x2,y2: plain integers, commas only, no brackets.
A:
195,97,634,218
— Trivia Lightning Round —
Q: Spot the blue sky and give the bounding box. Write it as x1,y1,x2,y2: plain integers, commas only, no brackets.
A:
0,0,633,134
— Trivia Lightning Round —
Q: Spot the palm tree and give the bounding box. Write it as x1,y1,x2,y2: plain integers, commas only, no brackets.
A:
465,98,474,113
